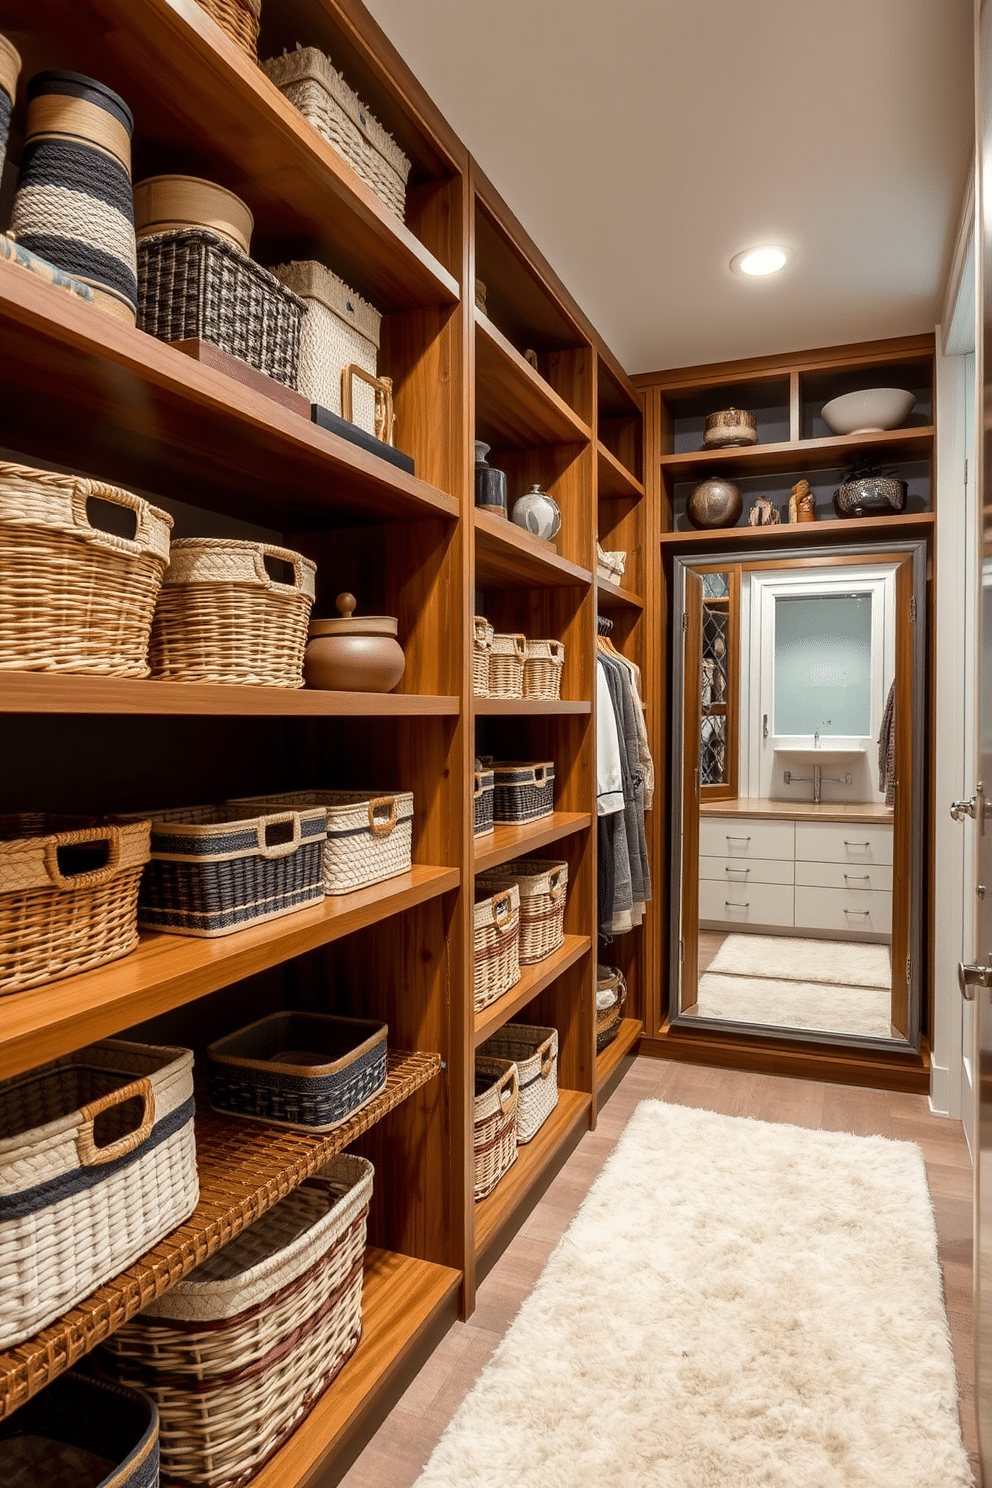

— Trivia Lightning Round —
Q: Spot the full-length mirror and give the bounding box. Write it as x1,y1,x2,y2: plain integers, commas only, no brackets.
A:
670,540,926,1048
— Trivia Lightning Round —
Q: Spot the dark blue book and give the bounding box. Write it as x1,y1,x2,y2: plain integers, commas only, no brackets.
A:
311,403,415,476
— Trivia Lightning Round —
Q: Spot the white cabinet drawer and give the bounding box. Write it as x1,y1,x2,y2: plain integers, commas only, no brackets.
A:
700,855,795,886
795,821,893,866
795,861,893,893
699,817,795,861
699,878,794,928
794,885,892,935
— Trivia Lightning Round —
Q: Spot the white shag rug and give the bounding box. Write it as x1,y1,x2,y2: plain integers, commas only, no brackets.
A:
416,1102,971,1488
695,971,893,1038
707,934,891,988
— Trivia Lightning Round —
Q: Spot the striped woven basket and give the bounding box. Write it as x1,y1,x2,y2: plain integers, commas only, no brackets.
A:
270,260,381,433
596,965,628,1050
473,882,520,1011
0,34,20,183
473,766,495,837
488,761,556,824
477,1023,559,1144
472,615,493,697
473,1058,518,1200
0,1371,160,1488
102,1154,373,1488
476,858,567,965
488,632,526,698
522,638,565,700
227,789,413,895
195,0,260,62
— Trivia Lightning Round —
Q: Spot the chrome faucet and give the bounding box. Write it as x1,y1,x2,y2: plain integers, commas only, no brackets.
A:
814,730,820,749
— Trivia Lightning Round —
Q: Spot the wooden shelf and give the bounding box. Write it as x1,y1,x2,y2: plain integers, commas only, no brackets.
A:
474,1088,591,1262
597,441,645,500
660,511,935,550
3,867,460,1078
475,315,592,450
595,577,645,610
474,507,592,589
596,1018,643,1095
474,935,591,1046
474,697,593,716
472,813,591,872
659,425,934,481
0,672,460,717
0,1051,445,1419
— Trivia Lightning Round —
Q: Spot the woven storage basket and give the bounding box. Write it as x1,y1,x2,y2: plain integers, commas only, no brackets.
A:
196,0,260,62
0,1038,197,1349
0,460,173,676
473,882,520,1012
208,1012,388,1131
473,1058,518,1201
477,858,567,965
134,802,326,937
137,229,307,389
477,1023,558,1144
596,964,628,1051
0,35,20,184
270,260,381,433
473,766,494,838
0,813,151,995
522,638,565,700
134,174,254,255
488,761,555,824
262,47,411,220
103,1153,373,1488
227,789,413,895
488,631,526,699
150,538,316,688
472,615,493,697
0,1371,159,1488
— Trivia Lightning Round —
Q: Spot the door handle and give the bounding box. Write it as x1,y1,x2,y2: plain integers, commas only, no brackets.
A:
950,781,985,823
958,960,992,999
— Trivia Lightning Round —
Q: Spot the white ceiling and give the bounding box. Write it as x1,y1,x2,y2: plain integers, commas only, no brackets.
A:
365,0,974,375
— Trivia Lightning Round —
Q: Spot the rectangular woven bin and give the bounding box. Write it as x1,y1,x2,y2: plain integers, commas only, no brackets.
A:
0,813,150,995
0,459,173,676
596,965,628,1051
102,1153,373,1488
196,0,260,62
473,1058,518,1201
137,228,307,389
523,638,565,700
488,761,556,824
473,766,494,837
262,46,411,220
227,789,413,895
133,802,327,937
473,882,520,1012
149,538,316,688
270,260,382,433
0,1370,160,1488
488,631,526,698
477,1023,559,1144
0,1038,198,1349
477,858,567,965
472,615,493,697
208,1012,388,1131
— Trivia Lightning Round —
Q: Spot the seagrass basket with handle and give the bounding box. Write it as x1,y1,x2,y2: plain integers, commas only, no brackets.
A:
473,1058,518,1200
596,964,628,1050
487,761,556,824
472,615,493,696
488,631,526,698
522,638,565,700
0,460,173,675
473,766,495,837
476,858,567,965
226,788,413,894
270,259,382,432
0,1370,160,1488
195,0,260,62
473,882,520,1011
477,1023,559,1143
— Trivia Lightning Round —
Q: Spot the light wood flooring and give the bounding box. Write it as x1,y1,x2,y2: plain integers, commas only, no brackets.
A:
329,1056,979,1488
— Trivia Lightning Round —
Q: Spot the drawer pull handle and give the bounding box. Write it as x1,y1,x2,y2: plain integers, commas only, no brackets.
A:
725,900,750,908
844,873,871,883
725,866,750,876
844,840,871,848
725,834,751,841
844,908,871,917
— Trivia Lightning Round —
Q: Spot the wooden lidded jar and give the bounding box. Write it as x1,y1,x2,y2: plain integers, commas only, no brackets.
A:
304,592,406,692
133,176,254,255
702,408,757,449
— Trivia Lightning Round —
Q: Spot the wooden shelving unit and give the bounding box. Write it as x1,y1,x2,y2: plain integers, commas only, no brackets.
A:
472,813,591,872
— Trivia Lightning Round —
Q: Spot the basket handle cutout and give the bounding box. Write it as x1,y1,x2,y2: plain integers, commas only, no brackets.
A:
43,825,123,889
258,812,303,858
538,1038,555,1078
511,634,527,659
493,894,514,932
473,773,483,799
532,766,548,786
367,796,397,836
76,1077,155,1166
252,544,310,593
70,480,158,555
497,1065,518,1109
548,869,565,902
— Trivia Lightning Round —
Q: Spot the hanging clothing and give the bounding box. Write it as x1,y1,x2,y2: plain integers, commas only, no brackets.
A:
878,680,897,805
596,664,624,816
596,643,652,939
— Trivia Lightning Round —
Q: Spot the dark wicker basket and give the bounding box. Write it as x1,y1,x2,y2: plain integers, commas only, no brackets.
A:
473,766,494,837
0,1372,159,1488
489,761,555,824
208,1011,388,1130
137,228,306,387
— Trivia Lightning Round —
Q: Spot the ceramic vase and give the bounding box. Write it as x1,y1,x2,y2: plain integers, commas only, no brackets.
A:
475,441,507,517
686,477,742,529
511,483,561,541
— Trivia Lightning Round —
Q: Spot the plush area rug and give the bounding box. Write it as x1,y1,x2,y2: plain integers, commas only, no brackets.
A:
707,933,891,988
695,970,893,1037
416,1102,970,1488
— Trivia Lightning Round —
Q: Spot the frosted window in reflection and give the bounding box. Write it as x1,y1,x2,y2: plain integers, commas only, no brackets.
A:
774,593,872,736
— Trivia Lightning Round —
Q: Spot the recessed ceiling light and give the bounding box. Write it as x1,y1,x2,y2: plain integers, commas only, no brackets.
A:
730,246,792,277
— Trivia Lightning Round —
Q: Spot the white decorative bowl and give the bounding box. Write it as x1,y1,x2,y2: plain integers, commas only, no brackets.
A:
820,388,916,435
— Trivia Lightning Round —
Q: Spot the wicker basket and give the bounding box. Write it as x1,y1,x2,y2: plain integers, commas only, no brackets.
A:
0,1038,198,1349
0,34,20,185
150,538,317,688
134,174,254,255
270,260,381,433
596,964,628,1051
472,615,493,697
522,638,565,700
262,46,411,220
0,1371,160,1488
208,1012,388,1130
137,228,307,389
228,789,413,895
473,1058,518,1200
473,766,495,838
477,858,567,965
488,761,556,824
103,1153,373,1488
477,1023,558,1144
488,631,526,699
0,813,151,995
473,882,520,1012
0,460,173,676
196,0,260,62
135,802,326,937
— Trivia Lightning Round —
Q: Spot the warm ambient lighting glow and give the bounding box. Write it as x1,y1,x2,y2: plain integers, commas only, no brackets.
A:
731,246,791,277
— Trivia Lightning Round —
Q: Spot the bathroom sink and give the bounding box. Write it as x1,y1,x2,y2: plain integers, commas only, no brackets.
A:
775,745,865,766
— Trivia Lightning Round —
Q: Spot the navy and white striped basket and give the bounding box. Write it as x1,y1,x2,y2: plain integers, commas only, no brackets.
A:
0,34,20,184
489,761,555,824
135,803,326,938
0,1372,160,1488
207,1012,388,1130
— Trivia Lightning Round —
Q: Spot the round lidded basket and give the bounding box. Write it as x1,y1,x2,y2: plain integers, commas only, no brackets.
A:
702,407,757,448
195,0,261,62
304,592,405,692
133,175,254,255
150,538,316,688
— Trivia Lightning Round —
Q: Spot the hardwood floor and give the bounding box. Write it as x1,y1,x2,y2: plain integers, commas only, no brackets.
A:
328,1056,978,1488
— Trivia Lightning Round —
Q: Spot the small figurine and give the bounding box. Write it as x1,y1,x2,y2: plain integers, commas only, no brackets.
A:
791,478,817,523
748,495,780,527
523,348,540,371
